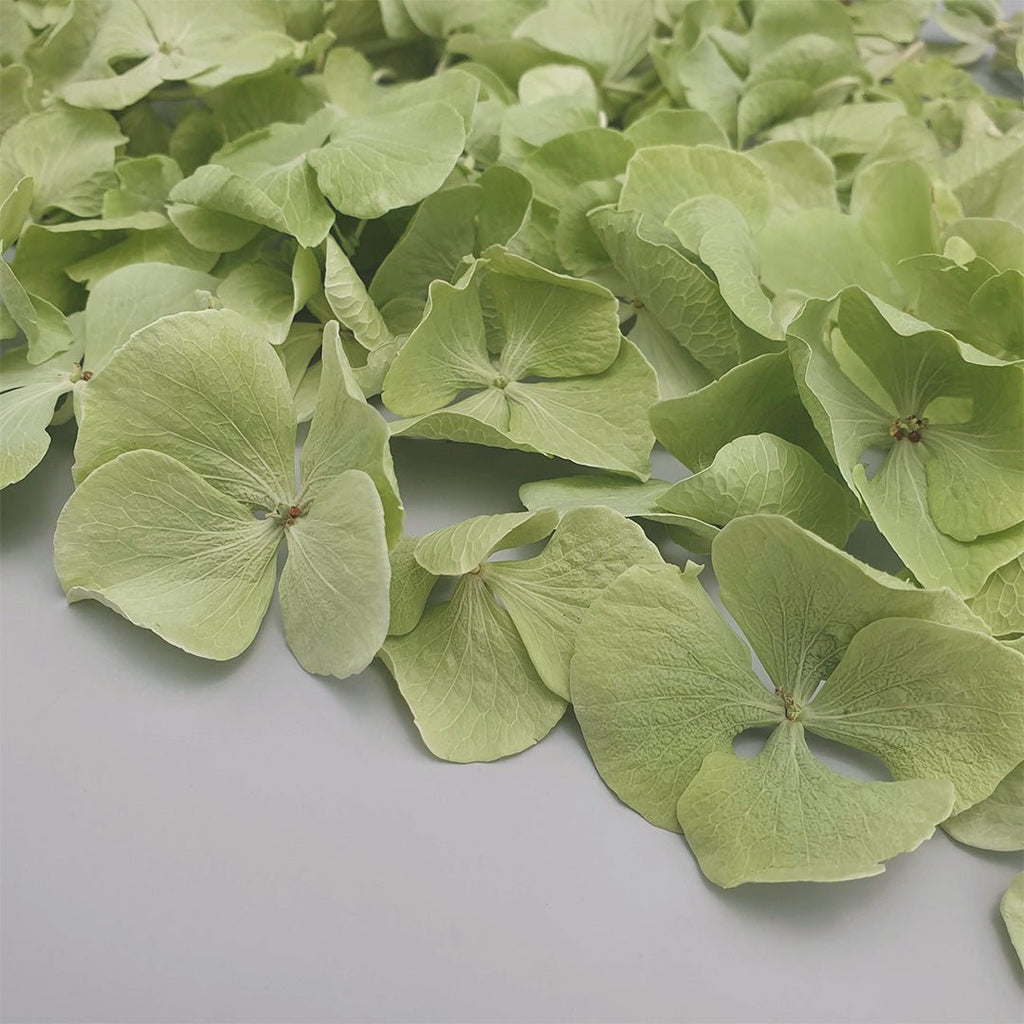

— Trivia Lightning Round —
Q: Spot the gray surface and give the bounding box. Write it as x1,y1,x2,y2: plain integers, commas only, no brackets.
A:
2,428,1022,1024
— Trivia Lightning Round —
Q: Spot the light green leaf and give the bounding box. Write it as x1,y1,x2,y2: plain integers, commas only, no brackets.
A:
570,562,783,830
806,619,1024,813
943,762,1023,852
0,104,124,218
279,470,390,678
53,449,280,660
485,507,663,699
299,322,403,546
73,309,296,507
659,435,860,548
1001,874,1024,969
414,509,558,576
379,574,567,762
308,102,467,220
677,720,953,887
713,515,987,706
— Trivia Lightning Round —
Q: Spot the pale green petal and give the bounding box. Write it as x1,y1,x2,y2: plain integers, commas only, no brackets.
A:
588,206,743,377
849,158,939,284
217,246,319,346
745,140,839,217
855,450,1024,598
519,474,718,552
623,109,730,149
513,0,654,80
299,322,402,546
279,470,390,680
651,351,829,472
518,128,634,208
167,194,263,253
520,474,671,518
188,111,336,247
379,574,567,762
943,762,1023,852
665,196,779,340
0,257,74,364
82,263,218,374
619,144,772,230
483,245,621,379
625,311,713,400
756,208,901,306
382,267,495,416
387,537,437,637
0,175,33,247
1000,874,1024,969
309,103,467,220
414,508,558,576
54,450,280,660
659,435,860,548
102,155,182,218
73,309,296,508
503,338,657,479
806,619,1024,814
570,563,783,830
713,515,987,705
389,395,530,451
0,371,73,488
677,721,954,887
0,105,124,218
968,557,1024,637
324,236,395,355
485,507,663,699
938,135,1024,224
369,167,532,331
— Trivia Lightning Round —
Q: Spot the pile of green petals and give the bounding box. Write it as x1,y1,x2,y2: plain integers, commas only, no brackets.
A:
2,0,1022,969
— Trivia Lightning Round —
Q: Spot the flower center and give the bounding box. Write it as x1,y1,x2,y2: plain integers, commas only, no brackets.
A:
889,414,928,444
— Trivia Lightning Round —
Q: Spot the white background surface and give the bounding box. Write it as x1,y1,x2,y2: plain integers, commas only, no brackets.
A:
2,427,1022,1024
